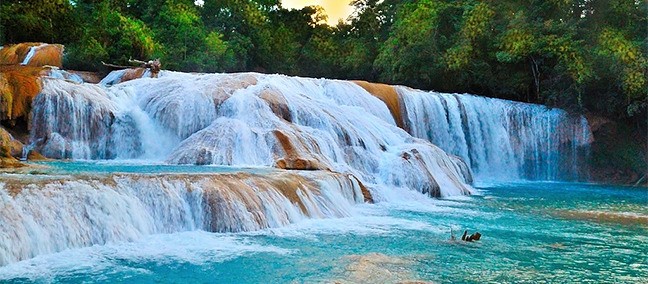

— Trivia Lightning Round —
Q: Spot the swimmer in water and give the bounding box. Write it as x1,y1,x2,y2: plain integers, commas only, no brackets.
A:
461,230,482,242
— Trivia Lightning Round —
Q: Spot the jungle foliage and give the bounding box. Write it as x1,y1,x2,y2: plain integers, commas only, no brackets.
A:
1,0,646,121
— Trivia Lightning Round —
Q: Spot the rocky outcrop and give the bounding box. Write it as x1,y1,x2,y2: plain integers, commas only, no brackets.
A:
0,126,23,156
67,70,102,84
0,65,46,123
0,43,63,68
273,130,329,171
259,89,292,122
353,80,408,131
0,126,24,168
586,114,647,185
31,79,116,159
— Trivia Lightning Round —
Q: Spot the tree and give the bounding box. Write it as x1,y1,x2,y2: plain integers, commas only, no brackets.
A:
0,0,79,44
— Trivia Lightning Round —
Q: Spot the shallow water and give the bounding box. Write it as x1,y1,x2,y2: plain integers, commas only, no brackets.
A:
1,169,646,283
27,160,274,175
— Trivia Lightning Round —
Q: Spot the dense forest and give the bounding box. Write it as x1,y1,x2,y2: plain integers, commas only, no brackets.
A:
1,0,646,122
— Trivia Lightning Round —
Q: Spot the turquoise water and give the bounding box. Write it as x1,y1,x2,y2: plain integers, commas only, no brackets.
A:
1,178,646,283
27,160,274,175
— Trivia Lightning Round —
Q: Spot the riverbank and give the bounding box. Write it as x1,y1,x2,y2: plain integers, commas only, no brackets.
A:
587,114,647,186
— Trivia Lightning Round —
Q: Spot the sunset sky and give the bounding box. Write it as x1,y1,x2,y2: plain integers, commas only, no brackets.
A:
281,0,354,25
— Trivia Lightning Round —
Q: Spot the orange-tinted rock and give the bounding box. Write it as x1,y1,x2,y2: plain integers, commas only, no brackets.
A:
1,125,23,158
353,80,408,131
272,130,329,171
274,157,323,171
348,174,374,203
259,89,292,122
27,150,48,161
0,65,46,121
120,68,147,83
0,157,24,168
0,43,36,65
0,43,63,68
24,44,63,68
8,139,23,157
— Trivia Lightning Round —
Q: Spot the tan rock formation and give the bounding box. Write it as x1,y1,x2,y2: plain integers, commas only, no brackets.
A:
0,43,63,68
0,65,46,122
353,80,408,131
273,129,328,171
259,89,292,122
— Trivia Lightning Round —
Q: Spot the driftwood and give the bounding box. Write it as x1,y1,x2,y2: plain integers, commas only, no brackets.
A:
101,58,161,78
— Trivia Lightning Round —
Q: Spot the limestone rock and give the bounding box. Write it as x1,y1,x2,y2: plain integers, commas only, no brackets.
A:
274,157,324,171
0,126,23,159
0,65,45,122
353,80,409,131
0,43,63,68
0,157,24,168
27,150,47,161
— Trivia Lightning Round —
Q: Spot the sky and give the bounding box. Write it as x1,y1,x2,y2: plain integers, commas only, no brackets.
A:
281,0,354,25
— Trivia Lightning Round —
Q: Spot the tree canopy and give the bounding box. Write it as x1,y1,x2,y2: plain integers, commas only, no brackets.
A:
1,0,646,121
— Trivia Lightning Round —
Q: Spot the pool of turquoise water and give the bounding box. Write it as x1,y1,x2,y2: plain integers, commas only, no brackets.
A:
27,160,274,175
1,177,646,283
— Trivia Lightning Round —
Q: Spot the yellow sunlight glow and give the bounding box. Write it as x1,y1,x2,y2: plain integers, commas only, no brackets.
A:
282,0,354,25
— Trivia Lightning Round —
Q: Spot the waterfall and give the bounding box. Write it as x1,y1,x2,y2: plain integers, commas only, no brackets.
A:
19,43,49,66
19,46,38,65
7,71,594,267
30,73,474,198
19,143,34,161
397,88,592,181
31,79,116,159
0,171,366,266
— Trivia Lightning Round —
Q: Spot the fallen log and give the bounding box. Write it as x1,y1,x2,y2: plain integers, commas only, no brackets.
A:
102,58,161,78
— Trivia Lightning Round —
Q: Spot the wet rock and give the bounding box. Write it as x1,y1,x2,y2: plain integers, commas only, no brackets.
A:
67,70,102,84
0,126,24,159
0,43,63,67
0,65,45,122
259,89,292,122
275,157,323,171
194,148,213,165
27,150,48,161
353,81,409,132
0,157,24,168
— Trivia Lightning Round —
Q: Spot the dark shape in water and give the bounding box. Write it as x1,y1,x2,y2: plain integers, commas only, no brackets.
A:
461,230,481,242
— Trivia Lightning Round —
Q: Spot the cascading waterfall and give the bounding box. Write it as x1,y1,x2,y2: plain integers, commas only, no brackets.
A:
31,80,116,159
397,88,592,181
6,70,594,267
30,73,474,198
0,171,366,266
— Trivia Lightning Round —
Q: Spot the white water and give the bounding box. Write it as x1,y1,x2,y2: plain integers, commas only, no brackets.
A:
0,231,292,282
30,72,473,197
47,68,84,83
398,88,591,181
3,71,595,268
20,43,47,65
0,171,364,265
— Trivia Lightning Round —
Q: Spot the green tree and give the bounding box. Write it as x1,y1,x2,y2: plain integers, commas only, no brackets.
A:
0,0,79,44
65,1,157,70
153,1,234,72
